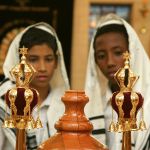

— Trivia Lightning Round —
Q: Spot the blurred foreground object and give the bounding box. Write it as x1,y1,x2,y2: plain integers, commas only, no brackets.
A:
38,90,108,150
109,51,146,150
2,47,42,150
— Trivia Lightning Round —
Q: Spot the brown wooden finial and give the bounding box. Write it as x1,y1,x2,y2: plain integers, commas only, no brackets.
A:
38,90,108,150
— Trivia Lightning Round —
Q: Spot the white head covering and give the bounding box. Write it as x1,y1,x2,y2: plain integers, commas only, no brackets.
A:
85,13,150,150
3,22,69,90
0,22,70,149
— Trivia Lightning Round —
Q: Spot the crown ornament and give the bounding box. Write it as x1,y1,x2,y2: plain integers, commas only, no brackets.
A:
2,46,42,130
109,51,146,133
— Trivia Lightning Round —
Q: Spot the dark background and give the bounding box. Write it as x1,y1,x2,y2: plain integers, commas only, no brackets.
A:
0,0,73,81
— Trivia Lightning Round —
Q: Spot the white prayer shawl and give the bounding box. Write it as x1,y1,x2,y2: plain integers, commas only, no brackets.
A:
85,13,150,150
0,22,69,149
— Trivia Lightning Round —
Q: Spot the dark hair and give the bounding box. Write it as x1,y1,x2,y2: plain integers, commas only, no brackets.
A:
19,27,58,55
93,24,129,50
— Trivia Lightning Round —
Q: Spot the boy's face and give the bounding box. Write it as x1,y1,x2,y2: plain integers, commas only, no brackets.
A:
26,43,57,89
94,31,128,85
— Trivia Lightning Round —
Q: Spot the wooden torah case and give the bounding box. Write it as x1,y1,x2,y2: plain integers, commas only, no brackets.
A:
38,90,108,150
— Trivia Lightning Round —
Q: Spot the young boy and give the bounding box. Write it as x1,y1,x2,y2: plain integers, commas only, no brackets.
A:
0,22,69,150
85,13,150,150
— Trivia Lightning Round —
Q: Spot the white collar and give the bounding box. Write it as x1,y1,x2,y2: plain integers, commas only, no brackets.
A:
40,92,51,108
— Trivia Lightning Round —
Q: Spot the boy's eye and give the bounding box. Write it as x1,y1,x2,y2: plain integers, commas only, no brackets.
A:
114,49,124,56
95,51,106,60
27,57,38,62
45,56,55,62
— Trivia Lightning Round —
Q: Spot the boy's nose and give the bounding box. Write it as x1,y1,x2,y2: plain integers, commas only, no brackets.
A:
108,54,115,66
39,60,46,71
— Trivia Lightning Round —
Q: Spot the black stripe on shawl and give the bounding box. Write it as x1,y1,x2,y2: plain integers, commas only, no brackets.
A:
0,78,15,101
0,78,9,86
47,122,51,137
0,106,16,135
1,95,5,101
89,115,104,120
26,122,51,149
0,105,11,119
120,140,135,147
142,134,150,150
26,135,37,150
89,115,106,134
92,128,106,134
